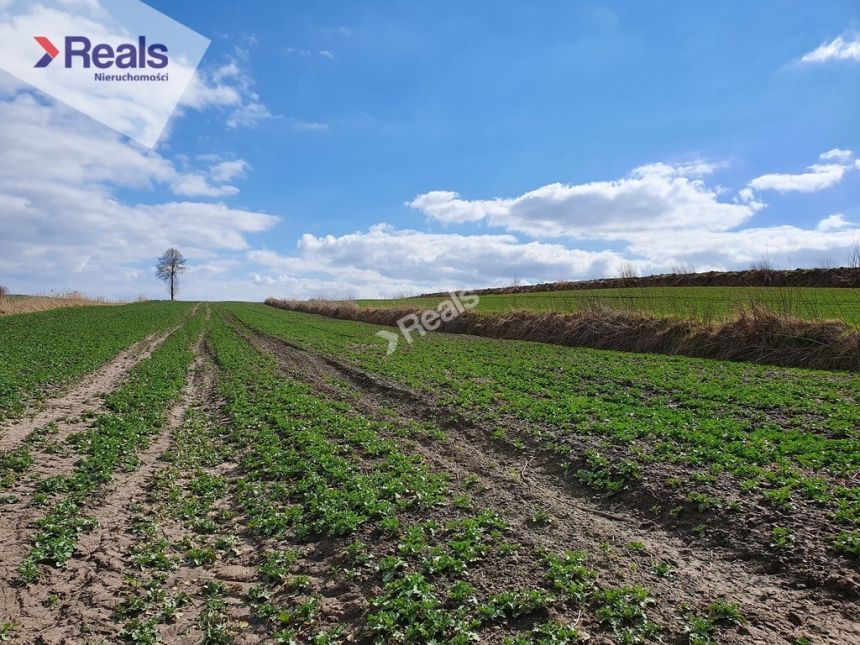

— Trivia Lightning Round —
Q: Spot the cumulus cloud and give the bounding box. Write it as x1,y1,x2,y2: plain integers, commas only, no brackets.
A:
248,224,627,298
742,149,857,200
180,47,272,129
800,35,860,64
817,213,851,232
409,161,758,239
819,148,853,162
171,174,239,198
210,159,250,183
247,215,860,300
379,154,859,296
623,225,859,269
0,89,252,199
749,163,849,193
0,86,278,297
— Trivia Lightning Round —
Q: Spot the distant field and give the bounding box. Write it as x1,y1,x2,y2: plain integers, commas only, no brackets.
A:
358,286,860,326
0,301,192,420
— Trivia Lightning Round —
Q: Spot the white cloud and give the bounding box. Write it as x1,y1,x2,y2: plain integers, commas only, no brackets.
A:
747,150,856,195
225,99,272,129
817,213,851,232
290,119,329,131
286,48,335,60
171,174,239,198
247,215,860,300
210,159,249,183
0,89,250,199
248,224,626,298
181,72,242,109
0,0,209,148
820,148,853,162
409,161,758,239
801,35,860,64
0,86,278,298
180,48,272,129
749,163,848,193
735,187,765,210
623,225,860,269
214,62,242,82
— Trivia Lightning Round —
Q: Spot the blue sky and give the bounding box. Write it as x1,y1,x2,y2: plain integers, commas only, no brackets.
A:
1,0,859,299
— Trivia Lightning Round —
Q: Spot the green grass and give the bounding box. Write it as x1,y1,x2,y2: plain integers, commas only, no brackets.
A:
0,301,194,420
227,304,860,553
357,286,860,326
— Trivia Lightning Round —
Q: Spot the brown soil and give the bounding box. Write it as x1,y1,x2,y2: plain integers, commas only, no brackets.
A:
2,309,856,643
0,327,177,452
151,347,267,644
240,325,860,644
0,334,206,643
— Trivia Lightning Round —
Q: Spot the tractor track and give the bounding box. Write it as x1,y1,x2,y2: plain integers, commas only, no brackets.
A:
0,317,192,453
0,327,207,643
241,324,860,645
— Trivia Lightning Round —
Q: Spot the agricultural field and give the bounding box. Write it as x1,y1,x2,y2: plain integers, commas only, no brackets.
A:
0,301,857,643
0,302,194,421
358,286,860,326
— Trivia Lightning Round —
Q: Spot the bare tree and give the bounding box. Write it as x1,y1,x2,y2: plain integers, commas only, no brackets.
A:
670,262,696,275
156,248,187,301
850,239,860,269
750,253,774,272
616,263,638,280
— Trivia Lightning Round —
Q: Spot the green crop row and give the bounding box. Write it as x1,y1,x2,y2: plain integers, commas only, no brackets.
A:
0,302,194,420
115,408,241,643
18,309,205,584
358,286,860,326
225,304,860,561
203,309,745,643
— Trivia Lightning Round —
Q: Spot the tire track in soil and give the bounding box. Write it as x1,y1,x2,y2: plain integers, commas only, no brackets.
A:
244,327,860,645
151,347,267,645
0,314,199,630
0,321,185,453
0,327,207,644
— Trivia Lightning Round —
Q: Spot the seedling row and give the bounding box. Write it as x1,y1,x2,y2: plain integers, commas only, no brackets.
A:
0,302,855,643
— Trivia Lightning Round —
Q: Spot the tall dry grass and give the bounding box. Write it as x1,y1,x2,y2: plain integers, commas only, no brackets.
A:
266,298,860,372
0,290,122,316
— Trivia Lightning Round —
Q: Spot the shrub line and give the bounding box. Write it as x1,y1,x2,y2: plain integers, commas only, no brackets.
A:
417,267,860,298
264,299,860,372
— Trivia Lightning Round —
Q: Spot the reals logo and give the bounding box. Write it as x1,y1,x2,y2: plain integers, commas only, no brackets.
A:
34,36,168,69
34,37,59,68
